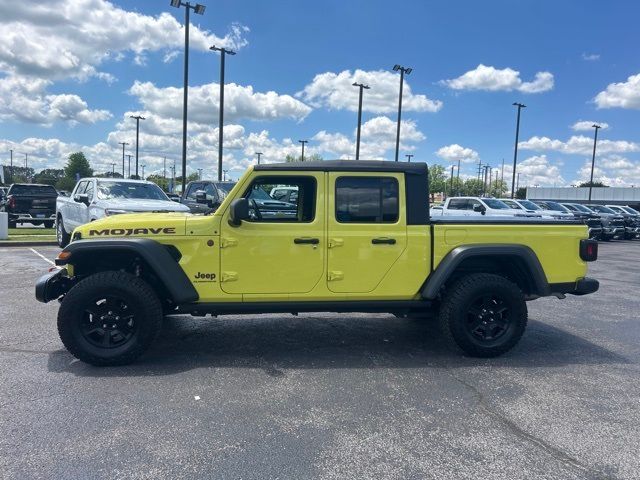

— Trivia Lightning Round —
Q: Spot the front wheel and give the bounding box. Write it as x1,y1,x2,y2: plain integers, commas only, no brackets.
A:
439,273,527,358
56,217,71,247
57,271,163,366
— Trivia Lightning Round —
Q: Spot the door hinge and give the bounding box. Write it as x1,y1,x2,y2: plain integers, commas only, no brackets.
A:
221,271,238,282
328,271,344,281
328,238,344,248
220,237,238,248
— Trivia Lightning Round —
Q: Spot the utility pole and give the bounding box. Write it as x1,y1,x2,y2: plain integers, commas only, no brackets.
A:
118,142,129,177
197,168,203,180
392,64,412,161
141,164,146,179
456,158,461,195
170,1,206,191
516,173,521,194
298,140,308,162
222,169,228,181
130,114,145,178
449,165,455,198
9,149,12,183
405,154,413,162
501,158,505,183
352,82,370,160
163,157,167,180
511,102,526,198
210,45,236,182
126,155,133,178
588,124,602,202
255,152,263,165
111,163,116,176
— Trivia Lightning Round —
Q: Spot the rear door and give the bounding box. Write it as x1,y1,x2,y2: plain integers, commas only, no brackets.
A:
327,173,407,293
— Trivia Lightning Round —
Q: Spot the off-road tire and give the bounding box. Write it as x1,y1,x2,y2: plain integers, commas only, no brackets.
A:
57,271,163,366
56,216,71,248
439,273,527,358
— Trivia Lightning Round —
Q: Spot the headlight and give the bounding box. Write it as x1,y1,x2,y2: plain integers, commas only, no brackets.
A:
104,209,129,216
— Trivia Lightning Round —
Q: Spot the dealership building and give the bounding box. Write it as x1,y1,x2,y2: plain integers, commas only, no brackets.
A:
527,187,640,209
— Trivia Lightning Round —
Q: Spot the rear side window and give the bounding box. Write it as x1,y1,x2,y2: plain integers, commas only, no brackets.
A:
447,199,469,210
336,177,398,223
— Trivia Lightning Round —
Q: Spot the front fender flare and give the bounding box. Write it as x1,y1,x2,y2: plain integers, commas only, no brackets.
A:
56,238,199,304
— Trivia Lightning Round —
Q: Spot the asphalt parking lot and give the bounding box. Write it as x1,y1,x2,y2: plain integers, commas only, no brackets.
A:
1,242,639,479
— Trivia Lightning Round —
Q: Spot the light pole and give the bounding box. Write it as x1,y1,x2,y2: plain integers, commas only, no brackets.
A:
141,164,146,179
118,141,129,177
510,102,526,198
298,140,308,162
210,45,236,182
163,157,167,180
449,165,455,198
352,82,370,160
126,155,133,178
111,163,116,176
588,124,602,202
255,152,263,165
197,168,203,180
405,154,413,162
516,173,521,194
9,149,12,183
456,158,461,195
392,64,412,162
222,169,228,181
130,114,145,178
170,0,206,192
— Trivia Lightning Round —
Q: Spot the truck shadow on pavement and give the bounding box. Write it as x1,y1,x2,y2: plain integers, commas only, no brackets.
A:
46,314,629,377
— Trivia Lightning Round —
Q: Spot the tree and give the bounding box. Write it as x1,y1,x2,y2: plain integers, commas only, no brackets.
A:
1,166,34,184
428,164,447,197
33,168,65,186
515,187,527,199
285,153,323,163
97,171,123,178
55,177,77,192
578,181,608,188
146,174,169,191
64,152,93,180
461,178,484,196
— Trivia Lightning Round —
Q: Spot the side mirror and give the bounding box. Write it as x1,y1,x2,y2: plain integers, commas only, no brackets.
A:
74,193,90,206
195,190,207,204
473,204,486,215
228,198,250,227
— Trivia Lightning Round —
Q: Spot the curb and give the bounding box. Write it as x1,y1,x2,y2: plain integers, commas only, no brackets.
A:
0,241,58,247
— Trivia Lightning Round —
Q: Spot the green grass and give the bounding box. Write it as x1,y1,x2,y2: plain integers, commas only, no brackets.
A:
1,236,56,242
8,228,55,236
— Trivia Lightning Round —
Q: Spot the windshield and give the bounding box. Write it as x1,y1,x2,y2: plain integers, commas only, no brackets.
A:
9,184,57,196
589,205,617,214
571,204,594,213
97,181,169,200
247,186,273,201
622,206,640,215
216,182,236,193
501,200,521,209
518,200,540,210
482,199,511,209
542,201,568,212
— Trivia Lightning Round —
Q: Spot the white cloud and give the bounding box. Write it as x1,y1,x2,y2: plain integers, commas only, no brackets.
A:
594,73,640,110
519,135,640,155
571,120,609,131
582,53,600,61
129,80,312,124
501,155,566,187
297,69,442,113
435,144,479,164
441,64,554,93
0,0,249,82
572,155,640,187
0,75,111,126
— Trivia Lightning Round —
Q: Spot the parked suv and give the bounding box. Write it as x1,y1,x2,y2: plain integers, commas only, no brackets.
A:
590,204,639,239
563,203,624,240
442,197,536,217
501,199,570,219
1,183,57,228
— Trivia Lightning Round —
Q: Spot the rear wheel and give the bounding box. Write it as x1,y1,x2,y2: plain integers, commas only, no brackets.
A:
56,216,71,247
8,219,16,228
57,271,163,366
439,273,527,357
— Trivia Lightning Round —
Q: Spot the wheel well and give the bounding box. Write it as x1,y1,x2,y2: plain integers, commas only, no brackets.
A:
444,255,539,296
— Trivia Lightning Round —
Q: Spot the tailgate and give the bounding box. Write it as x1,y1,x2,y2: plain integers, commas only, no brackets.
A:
14,195,57,215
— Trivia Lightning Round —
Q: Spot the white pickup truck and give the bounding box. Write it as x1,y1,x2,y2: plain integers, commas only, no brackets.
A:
56,177,189,247
436,196,539,217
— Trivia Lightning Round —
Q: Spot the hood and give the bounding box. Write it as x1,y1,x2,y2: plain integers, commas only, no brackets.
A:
96,198,190,212
73,212,188,239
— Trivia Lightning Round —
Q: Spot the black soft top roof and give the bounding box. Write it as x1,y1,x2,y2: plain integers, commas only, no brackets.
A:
254,160,428,174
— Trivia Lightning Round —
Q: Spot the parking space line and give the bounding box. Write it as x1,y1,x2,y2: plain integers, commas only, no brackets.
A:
29,248,56,267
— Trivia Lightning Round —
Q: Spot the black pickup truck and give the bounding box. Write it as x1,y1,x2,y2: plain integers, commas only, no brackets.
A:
1,183,57,228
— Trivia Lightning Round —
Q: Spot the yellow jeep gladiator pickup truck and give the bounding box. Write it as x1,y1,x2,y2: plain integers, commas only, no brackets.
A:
35,161,599,365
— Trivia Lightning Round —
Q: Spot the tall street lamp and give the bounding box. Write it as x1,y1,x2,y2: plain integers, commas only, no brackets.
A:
197,168,203,180
9,149,13,183
352,82,370,160
298,140,308,162
255,152,263,165
118,141,129,177
210,45,236,182
111,163,116,176
510,102,526,198
126,155,133,178
170,0,206,192
392,64,412,162
405,154,413,162
449,165,455,198
588,124,602,202
141,164,146,179
456,158,461,194
130,114,145,178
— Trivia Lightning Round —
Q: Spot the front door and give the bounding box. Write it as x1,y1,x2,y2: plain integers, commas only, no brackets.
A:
220,173,325,295
327,173,407,293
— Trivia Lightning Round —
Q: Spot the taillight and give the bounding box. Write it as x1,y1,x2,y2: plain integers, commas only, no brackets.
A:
580,239,598,262
8,195,15,209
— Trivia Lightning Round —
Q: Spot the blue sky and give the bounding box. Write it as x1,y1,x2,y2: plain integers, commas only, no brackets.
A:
1,0,639,186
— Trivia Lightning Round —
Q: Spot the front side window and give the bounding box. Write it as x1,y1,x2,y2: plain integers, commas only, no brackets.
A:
84,181,95,201
74,181,88,196
336,177,398,223
244,176,316,222
186,183,203,200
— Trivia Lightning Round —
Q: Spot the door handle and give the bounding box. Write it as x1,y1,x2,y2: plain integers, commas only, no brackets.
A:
294,237,320,245
371,237,396,245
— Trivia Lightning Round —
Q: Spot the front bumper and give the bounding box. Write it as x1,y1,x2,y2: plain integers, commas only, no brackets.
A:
35,268,72,303
588,226,602,238
550,277,600,297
